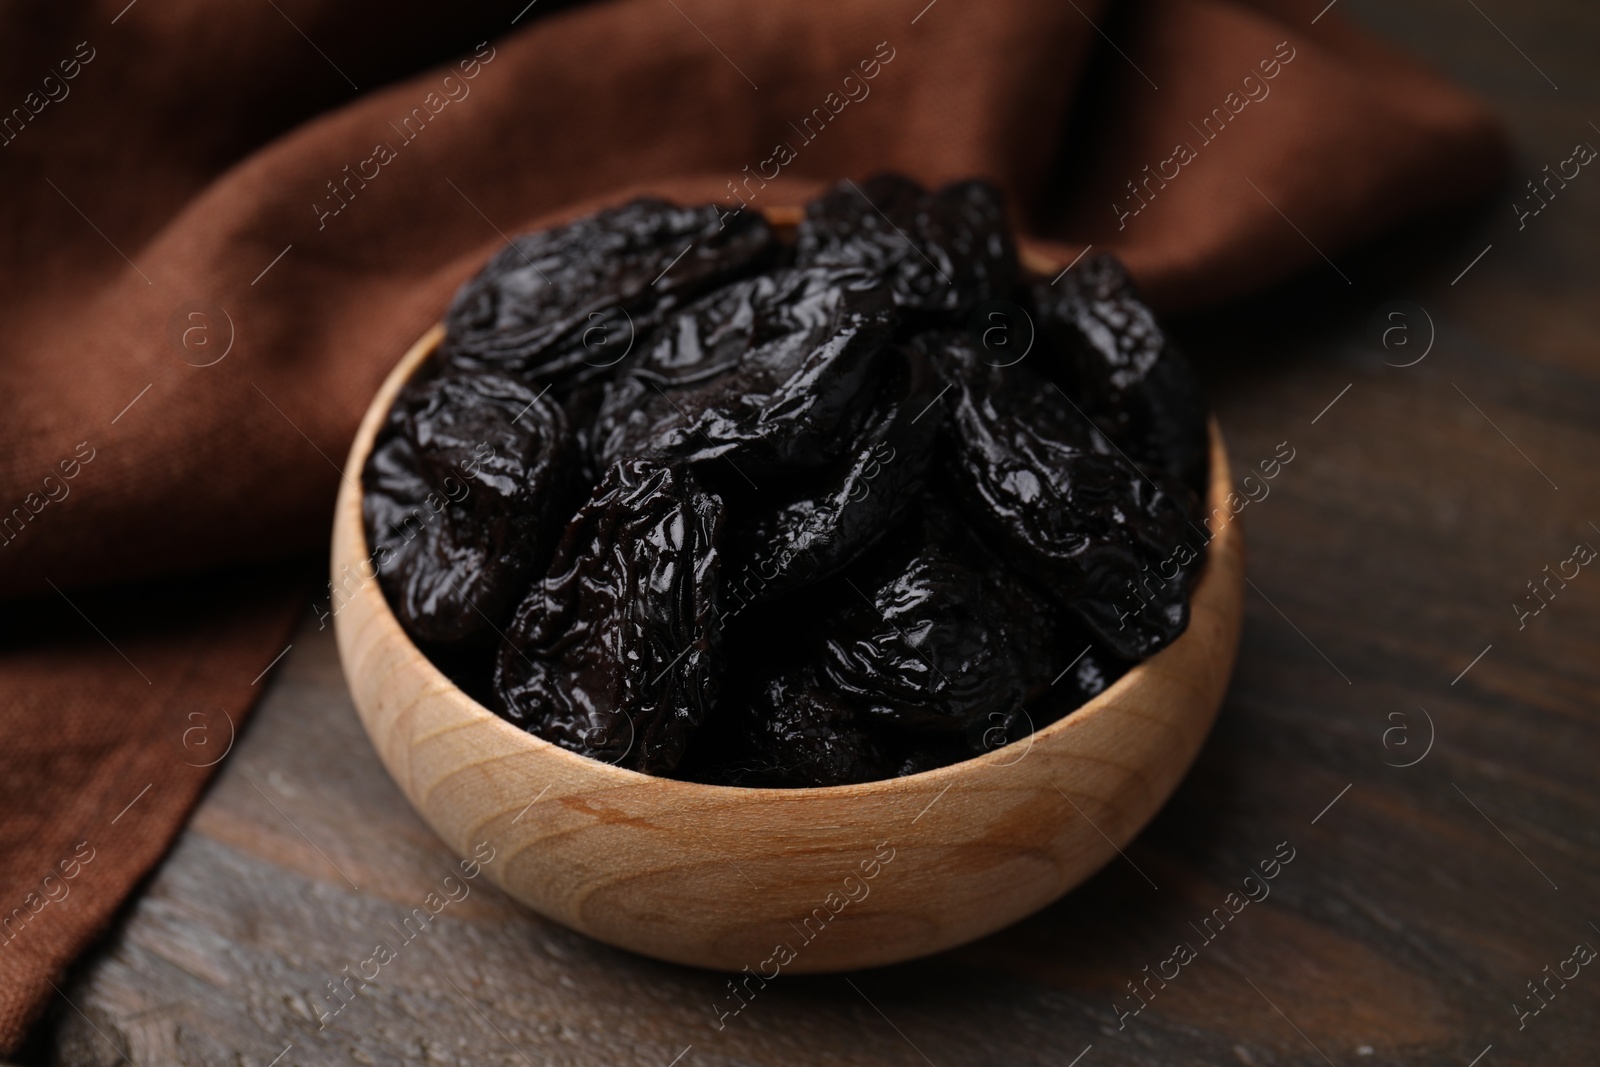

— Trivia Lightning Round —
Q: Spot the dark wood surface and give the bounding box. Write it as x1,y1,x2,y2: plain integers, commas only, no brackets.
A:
35,1,1600,1064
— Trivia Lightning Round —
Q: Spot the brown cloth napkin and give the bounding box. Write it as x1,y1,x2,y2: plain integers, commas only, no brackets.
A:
0,0,1505,1049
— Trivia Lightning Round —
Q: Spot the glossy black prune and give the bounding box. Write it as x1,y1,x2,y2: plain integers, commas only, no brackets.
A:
1030,255,1209,494
719,347,942,608
374,177,1208,788
818,502,1061,753
924,331,1199,660
1002,624,1130,738
441,199,777,388
796,174,1016,322
363,370,572,644
493,459,723,774
887,622,1129,776
706,667,889,788
590,267,898,475
893,740,973,778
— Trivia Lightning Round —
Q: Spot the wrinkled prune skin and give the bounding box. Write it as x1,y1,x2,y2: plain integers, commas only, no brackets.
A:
441,199,777,387
371,176,1208,787
819,503,1060,752
720,348,941,606
705,667,889,788
494,459,723,774
1030,255,1208,494
591,267,898,475
877,605,1127,777
894,740,971,778
363,370,572,644
1001,623,1131,740
796,174,1016,322
1051,635,1128,707
924,331,1199,660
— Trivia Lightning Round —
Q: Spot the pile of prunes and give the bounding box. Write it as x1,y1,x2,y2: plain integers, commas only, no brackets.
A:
363,174,1209,787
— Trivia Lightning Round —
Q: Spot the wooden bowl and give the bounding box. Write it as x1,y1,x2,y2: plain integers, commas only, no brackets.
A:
331,246,1244,974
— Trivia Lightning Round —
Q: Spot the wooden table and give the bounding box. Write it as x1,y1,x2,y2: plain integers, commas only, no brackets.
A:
37,2,1600,1063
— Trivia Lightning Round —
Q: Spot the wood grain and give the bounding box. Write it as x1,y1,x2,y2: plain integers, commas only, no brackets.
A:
36,2,1600,1062
328,323,1243,974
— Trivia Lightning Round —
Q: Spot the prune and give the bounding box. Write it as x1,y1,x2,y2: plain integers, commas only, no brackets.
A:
705,667,888,788
819,501,1061,753
494,459,723,774
441,199,777,388
870,603,1128,776
1030,255,1208,494
885,622,1129,778
796,174,1016,322
370,176,1208,787
591,267,897,475
1053,637,1127,706
720,347,942,607
363,370,572,643
924,331,1199,660
893,741,971,778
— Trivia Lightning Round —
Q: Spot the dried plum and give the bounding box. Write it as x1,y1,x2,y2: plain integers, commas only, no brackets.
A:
441,199,777,388
704,667,888,788
819,502,1061,752
924,331,1199,660
591,267,897,475
1030,255,1208,493
494,459,723,774
367,176,1209,787
720,346,942,608
363,370,572,644
796,174,1016,322
893,740,972,778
